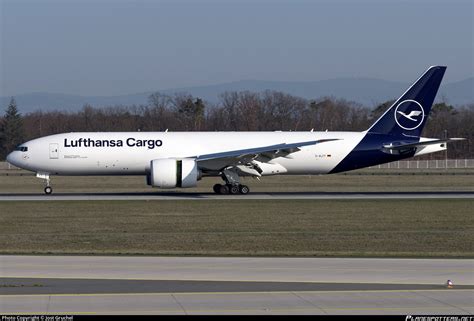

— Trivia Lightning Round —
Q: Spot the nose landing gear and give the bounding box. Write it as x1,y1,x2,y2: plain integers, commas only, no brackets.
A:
37,173,53,195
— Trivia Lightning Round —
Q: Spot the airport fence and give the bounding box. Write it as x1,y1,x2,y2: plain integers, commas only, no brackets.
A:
370,159,474,169
1,159,474,171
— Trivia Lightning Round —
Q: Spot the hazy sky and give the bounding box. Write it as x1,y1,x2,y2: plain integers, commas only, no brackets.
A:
1,0,473,96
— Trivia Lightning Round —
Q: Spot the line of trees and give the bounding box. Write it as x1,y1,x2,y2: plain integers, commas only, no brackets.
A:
0,98,24,159
1,91,473,159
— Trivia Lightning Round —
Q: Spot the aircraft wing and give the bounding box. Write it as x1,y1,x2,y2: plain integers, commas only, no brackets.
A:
195,139,340,171
382,138,465,150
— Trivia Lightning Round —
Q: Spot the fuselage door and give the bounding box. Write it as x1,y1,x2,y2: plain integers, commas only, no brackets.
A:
49,143,59,159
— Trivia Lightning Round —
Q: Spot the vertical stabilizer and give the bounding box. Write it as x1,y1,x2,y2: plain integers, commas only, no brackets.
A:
367,66,446,138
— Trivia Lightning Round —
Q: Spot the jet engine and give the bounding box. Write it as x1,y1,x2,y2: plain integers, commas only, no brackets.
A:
148,158,199,188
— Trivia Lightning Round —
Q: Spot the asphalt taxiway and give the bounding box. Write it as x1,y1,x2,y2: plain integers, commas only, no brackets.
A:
0,256,472,314
0,191,473,201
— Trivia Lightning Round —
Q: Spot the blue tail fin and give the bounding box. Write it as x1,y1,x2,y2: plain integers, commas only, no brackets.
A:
367,66,446,138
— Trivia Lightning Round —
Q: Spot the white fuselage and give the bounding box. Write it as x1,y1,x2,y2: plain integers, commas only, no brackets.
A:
7,131,366,176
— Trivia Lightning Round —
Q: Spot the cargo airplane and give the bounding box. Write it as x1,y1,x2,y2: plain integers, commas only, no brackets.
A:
6,66,464,194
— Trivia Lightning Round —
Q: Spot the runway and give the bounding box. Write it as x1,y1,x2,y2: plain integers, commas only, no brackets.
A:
1,191,473,201
4,278,470,295
0,256,473,314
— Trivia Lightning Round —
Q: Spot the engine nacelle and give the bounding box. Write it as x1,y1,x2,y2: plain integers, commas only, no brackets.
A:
149,158,198,188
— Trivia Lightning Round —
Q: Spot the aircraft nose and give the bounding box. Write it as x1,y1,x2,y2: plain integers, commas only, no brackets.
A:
6,151,20,167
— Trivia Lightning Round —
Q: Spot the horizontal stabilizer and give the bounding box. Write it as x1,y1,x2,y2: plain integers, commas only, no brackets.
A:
383,138,465,150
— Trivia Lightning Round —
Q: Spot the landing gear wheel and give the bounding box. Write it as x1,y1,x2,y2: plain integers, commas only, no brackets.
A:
229,184,239,194
239,185,250,195
213,184,221,194
44,186,53,195
219,184,230,195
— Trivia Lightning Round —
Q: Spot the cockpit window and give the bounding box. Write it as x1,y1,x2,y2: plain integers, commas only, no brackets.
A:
14,146,28,152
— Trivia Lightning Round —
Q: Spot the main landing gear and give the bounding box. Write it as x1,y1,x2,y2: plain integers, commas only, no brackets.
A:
37,173,53,195
212,168,250,195
213,183,250,195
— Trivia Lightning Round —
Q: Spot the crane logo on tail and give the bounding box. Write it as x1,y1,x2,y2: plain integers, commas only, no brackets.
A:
397,110,422,122
394,100,424,130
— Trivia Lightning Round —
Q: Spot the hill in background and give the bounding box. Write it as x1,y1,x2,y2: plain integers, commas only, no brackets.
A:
1,77,473,113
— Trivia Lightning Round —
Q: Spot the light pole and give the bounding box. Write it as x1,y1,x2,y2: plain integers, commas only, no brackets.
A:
444,129,448,170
